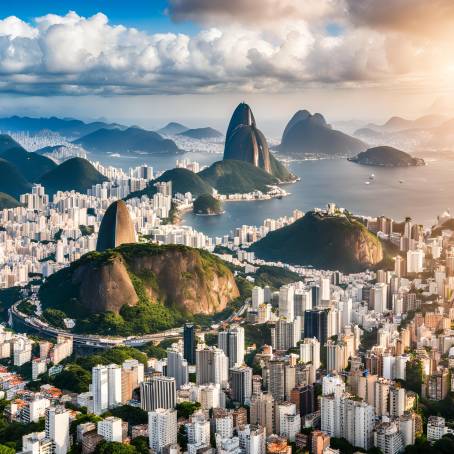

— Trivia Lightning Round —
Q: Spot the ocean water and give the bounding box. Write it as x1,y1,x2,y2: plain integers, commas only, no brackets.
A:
91,150,454,237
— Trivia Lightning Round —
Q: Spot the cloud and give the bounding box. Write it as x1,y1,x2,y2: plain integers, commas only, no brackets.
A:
346,0,454,36
0,9,448,96
167,0,339,25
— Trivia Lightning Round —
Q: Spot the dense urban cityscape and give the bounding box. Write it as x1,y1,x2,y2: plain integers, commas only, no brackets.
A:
1,1,454,454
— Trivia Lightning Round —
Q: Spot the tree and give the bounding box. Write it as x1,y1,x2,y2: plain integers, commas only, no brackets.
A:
131,437,149,454
104,406,148,426
96,441,136,454
0,445,15,454
176,401,201,419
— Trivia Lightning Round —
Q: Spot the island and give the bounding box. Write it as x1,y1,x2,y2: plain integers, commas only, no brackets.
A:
348,146,425,167
193,194,224,215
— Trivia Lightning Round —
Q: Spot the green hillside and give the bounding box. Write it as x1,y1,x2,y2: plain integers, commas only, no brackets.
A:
199,160,279,194
0,159,32,198
0,192,21,210
40,157,108,195
251,211,385,273
348,146,425,167
193,194,223,215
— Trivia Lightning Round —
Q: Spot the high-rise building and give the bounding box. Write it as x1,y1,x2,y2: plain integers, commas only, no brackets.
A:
230,365,253,405
121,358,144,403
294,289,312,318
299,337,321,371
277,402,300,442
389,387,406,417
196,347,229,385
186,411,210,454
304,309,329,347
271,317,301,351
290,384,315,416
213,408,234,439
166,348,189,390
250,393,275,435
148,408,178,453
406,249,425,274
22,432,53,454
218,325,245,368
45,406,69,454
238,425,266,454
92,365,109,415
320,277,330,303
278,285,294,321
107,364,122,409
374,421,404,454
97,416,123,442
140,376,176,412
252,286,265,311
184,323,196,365
371,283,388,313
267,359,285,402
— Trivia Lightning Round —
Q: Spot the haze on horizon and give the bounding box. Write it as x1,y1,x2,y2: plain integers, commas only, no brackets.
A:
1,0,454,136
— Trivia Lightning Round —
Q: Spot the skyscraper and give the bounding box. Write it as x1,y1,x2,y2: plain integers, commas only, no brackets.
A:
304,309,329,347
92,365,109,415
166,348,189,390
45,406,69,454
229,365,253,405
140,376,176,412
107,364,122,408
250,393,275,435
218,325,245,368
184,323,196,365
278,285,294,321
196,347,229,386
148,408,178,453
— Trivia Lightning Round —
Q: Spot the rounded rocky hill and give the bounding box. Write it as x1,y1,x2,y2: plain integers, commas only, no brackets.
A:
251,211,384,272
39,243,240,319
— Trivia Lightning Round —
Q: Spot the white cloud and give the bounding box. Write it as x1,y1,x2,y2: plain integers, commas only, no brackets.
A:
0,9,447,96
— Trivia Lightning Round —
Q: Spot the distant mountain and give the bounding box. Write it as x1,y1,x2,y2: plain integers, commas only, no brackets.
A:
0,192,21,210
364,115,448,133
0,116,125,138
349,146,425,167
179,127,223,140
199,160,279,194
250,211,384,273
74,127,181,155
156,122,189,135
279,110,367,157
0,135,57,182
0,158,31,198
39,157,108,195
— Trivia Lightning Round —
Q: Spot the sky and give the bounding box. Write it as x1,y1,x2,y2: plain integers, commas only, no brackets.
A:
1,0,454,135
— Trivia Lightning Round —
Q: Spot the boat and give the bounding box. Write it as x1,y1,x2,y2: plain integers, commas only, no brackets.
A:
369,173,375,180
364,181,371,185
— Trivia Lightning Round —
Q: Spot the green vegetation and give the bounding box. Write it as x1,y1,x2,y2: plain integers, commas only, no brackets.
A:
199,160,279,194
17,300,35,316
50,347,147,393
39,243,236,336
95,441,136,454
193,193,223,215
39,157,108,195
0,158,31,199
0,287,21,322
139,342,167,359
79,225,94,236
349,146,425,167
176,401,201,419
251,211,385,273
0,141,57,182
0,414,44,451
0,192,20,210
405,359,424,394
405,434,454,453
252,265,300,289
269,154,295,181
244,324,272,346
103,405,147,426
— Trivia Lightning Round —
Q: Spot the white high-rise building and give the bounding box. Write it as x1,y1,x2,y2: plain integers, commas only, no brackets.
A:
252,287,265,311
320,277,331,302
406,249,425,274
277,402,300,442
321,394,375,450
166,348,189,390
271,317,301,351
238,425,266,454
186,411,211,454
389,387,406,417
374,422,404,454
92,365,109,415
230,365,253,405
279,285,294,321
97,416,123,442
218,325,245,368
140,376,176,412
45,406,69,454
148,408,178,453
196,347,229,385
299,338,321,371
107,364,122,409
372,283,388,314
22,432,53,454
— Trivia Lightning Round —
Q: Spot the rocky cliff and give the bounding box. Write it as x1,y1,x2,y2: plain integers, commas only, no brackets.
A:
40,243,239,318
250,211,384,272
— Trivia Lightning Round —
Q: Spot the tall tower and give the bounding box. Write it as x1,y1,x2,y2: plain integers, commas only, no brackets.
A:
183,323,196,365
